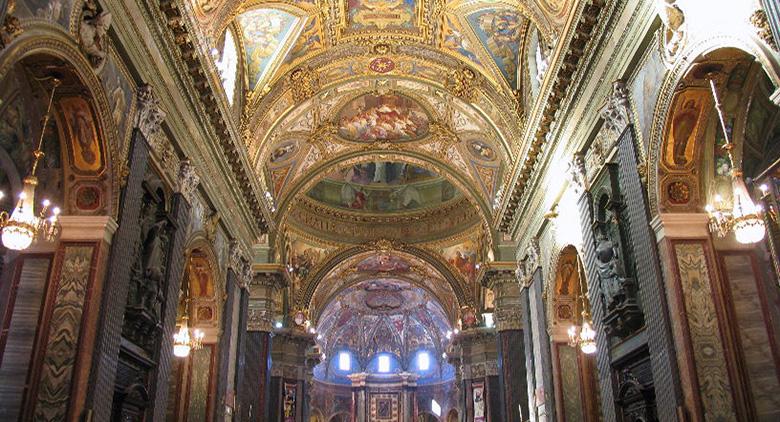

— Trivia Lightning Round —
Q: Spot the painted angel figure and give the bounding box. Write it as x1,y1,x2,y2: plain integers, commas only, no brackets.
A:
80,10,112,70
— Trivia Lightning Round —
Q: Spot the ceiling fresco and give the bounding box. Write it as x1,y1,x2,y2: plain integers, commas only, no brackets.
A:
307,249,462,317
236,7,302,90
313,278,455,383
337,92,430,142
306,162,462,213
182,0,581,312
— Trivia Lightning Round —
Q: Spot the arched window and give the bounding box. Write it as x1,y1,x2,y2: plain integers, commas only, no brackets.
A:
215,29,238,105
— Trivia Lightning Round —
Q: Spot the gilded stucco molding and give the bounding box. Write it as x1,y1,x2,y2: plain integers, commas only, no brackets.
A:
499,0,609,232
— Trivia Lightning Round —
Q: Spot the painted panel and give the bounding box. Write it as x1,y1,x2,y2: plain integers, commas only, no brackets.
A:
370,392,399,421
558,344,584,422
347,0,417,32
337,93,430,142
721,254,780,421
673,242,737,421
440,239,478,283
238,8,299,90
441,14,481,65
186,345,214,421
466,9,525,89
286,16,323,62
472,381,485,422
58,96,104,173
34,245,96,420
283,382,297,421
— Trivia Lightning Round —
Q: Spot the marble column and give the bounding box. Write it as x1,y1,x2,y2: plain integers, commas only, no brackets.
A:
151,162,197,422
577,189,619,422
26,216,118,421
349,373,368,421
83,128,150,420
214,243,251,421
486,265,528,422
450,328,499,421
270,328,317,421
236,268,283,421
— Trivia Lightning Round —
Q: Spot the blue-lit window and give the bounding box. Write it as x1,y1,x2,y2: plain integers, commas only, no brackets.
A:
378,355,390,373
338,352,351,371
418,351,430,371
432,399,441,416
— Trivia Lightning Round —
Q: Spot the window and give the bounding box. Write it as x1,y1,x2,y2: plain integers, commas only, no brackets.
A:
215,29,238,105
378,355,390,373
431,399,441,417
418,351,430,371
338,352,350,371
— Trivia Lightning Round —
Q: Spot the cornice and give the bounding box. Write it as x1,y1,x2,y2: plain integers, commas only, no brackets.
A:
102,0,260,250
158,0,269,233
498,0,608,232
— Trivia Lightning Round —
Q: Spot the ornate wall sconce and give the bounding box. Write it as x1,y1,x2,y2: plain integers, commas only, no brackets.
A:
567,257,596,354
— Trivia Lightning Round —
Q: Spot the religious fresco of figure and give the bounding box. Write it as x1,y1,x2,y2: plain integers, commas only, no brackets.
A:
337,93,429,142
466,9,525,89
347,0,417,32
269,140,298,164
468,140,496,161
58,96,103,173
440,239,478,283
441,14,482,65
306,162,460,212
238,8,300,90
288,237,329,282
102,49,135,153
663,89,709,169
283,382,297,422
188,255,215,299
286,16,323,62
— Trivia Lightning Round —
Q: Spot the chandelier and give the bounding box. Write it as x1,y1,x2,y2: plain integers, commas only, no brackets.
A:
567,257,597,354
0,78,62,251
172,282,204,358
704,76,765,244
172,315,204,358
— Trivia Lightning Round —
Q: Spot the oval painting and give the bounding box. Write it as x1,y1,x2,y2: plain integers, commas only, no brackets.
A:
269,140,297,164
468,140,496,161
337,93,430,142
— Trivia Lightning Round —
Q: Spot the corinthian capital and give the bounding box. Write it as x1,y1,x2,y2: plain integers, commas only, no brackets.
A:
135,84,165,139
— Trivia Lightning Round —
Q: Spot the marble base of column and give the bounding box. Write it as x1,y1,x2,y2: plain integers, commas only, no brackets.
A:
497,329,528,422
237,331,272,421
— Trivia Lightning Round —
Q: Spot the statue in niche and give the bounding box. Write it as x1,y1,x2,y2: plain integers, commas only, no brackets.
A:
591,182,644,339
595,232,627,310
125,190,170,350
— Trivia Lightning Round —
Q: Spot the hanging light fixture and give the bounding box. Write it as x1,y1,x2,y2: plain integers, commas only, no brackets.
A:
172,315,204,358
172,280,204,358
703,74,765,244
0,78,62,250
567,257,597,355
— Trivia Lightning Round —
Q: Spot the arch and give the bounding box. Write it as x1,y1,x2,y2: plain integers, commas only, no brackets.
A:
446,409,459,422
276,151,496,238
647,37,780,218
327,412,350,422
299,244,474,314
0,23,121,216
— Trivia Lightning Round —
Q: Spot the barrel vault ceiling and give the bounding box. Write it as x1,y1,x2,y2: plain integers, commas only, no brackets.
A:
178,0,581,306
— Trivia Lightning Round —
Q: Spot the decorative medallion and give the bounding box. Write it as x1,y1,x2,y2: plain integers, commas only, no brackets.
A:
369,57,395,73
667,180,691,204
75,185,101,211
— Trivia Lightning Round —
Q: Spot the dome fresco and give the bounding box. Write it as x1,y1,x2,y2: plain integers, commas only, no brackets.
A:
314,278,455,384
305,161,461,213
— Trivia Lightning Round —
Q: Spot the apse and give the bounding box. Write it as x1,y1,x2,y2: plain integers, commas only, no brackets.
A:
312,278,455,385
